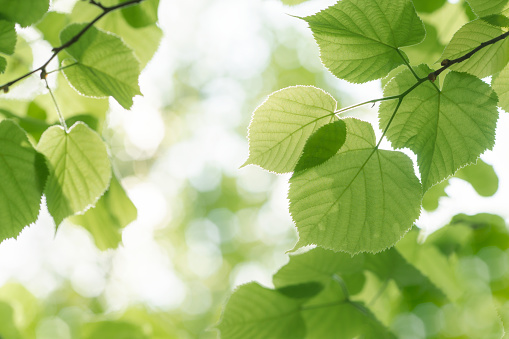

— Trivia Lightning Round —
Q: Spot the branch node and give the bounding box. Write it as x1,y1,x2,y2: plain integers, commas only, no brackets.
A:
440,59,451,67
428,72,437,82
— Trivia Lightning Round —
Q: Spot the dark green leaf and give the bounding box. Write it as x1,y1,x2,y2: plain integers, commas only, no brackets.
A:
293,120,346,174
0,0,49,27
122,0,159,28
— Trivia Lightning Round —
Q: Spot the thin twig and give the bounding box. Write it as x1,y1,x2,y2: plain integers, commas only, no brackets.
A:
428,30,509,81
44,77,67,132
0,0,144,93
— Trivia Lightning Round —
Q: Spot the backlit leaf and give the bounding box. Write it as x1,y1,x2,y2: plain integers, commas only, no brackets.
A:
70,1,163,69
217,282,306,339
37,122,111,226
289,118,422,254
303,0,425,83
71,174,137,250
466,0,509,17
243,86,338,173
0,120,47,241
379,65,498,192
440,19,509,78
61,24,141,109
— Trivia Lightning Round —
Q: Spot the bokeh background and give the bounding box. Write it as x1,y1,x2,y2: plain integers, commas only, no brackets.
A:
1,0,509,338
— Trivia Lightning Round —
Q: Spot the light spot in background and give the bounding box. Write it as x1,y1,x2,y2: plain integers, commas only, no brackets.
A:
181,282,212,315
391,313,426,339
36,316,71,339
230,261,273,288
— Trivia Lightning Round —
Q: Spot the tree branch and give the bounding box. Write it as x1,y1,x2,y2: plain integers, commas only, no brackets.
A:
428,30,509,81
0,0,144,93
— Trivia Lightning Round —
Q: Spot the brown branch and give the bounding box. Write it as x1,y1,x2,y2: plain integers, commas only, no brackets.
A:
428,30,509,81
0,0,144,93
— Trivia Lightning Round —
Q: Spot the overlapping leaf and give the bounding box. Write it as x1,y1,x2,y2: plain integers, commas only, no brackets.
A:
440,19,509,78
217,283,306,339
492,63,509,112
293,120,346,174
379,65,498,192
71,174,137,250
303,0,425,83
61,24,141,109
122,0,159,28
0,20,16,74
70,1,163,69
289,118,421,254
243,86,338,173
467,0,509,17
0,120,47,241
37,122,111,226
0,0,49,27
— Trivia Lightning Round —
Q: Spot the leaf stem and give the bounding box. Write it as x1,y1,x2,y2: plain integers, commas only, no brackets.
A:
397,49,420,81
46,62,79,75
44,77,67,132
333,95,400,116
0,0,145,93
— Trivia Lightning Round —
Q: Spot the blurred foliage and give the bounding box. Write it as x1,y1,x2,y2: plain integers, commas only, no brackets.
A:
0,0,507,338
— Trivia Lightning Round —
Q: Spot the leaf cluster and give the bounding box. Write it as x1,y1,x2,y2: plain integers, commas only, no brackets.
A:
222,0,509,337
0,0,161,249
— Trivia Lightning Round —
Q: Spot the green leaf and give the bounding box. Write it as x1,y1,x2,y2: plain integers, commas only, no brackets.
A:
0,0,49,27
289,118,422,254
0,120,47,242
70,1,163,69
276,282,324,299
61,24,142,109
303,0,425,83
302,282,395,339
37,122,111,226
71,174,137,250
466,0,509,16
243,86,338,173
440,19,509,78
455,159,498,196
294,120,346,174
0,36,33,85
122,0,159,28
0,56,5,74
0,20,16,55
273,248,364,288
492,62,509,112
482,14,509,27
379,65,498,192
412,0,447,13
36,12,71,47
217,282,306,339
422,180,448,211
